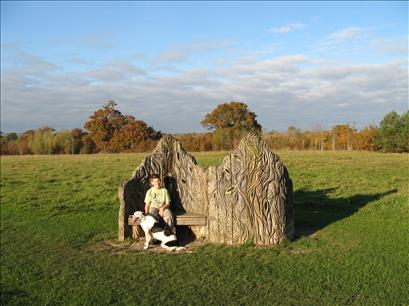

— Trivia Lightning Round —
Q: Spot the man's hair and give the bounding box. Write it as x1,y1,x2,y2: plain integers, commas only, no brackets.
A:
149,174,160,181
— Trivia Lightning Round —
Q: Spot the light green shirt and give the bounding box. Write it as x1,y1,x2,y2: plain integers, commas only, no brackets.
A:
144,187,170,209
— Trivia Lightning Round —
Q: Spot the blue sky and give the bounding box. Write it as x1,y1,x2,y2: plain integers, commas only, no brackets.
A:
1,1,408,133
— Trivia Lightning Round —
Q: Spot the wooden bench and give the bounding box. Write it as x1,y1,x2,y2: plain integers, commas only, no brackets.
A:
128,212,207,240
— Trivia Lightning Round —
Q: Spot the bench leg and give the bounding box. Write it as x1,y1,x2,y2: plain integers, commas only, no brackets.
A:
190,225,206,239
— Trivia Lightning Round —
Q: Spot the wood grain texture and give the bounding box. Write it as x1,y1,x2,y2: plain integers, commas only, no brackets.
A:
207,132,294,245
118,133,293,244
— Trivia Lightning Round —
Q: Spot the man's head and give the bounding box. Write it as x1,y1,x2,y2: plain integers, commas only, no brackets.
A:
150,174,161,189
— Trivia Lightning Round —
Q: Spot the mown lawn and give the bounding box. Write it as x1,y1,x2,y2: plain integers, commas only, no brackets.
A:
1,151,408,305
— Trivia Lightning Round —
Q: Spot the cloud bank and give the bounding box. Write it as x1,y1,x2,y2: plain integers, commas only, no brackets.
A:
1,28,408,133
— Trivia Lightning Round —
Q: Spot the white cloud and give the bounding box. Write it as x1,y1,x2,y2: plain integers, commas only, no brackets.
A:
268,23,306,33
11,51,61,76
152,41,234,65
1,48,407,133
328,27,367,41
317,26,372,51
85,60,146,82
369,36,408,54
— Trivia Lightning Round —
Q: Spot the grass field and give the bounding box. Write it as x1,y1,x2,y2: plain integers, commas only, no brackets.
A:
1,151,408,305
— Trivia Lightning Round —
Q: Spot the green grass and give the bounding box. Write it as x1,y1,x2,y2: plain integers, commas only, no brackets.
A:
1,152,408,305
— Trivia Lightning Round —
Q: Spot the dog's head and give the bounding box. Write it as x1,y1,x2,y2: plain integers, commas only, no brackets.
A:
133,211,145,222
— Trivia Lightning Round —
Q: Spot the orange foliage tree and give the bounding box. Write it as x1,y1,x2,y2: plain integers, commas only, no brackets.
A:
84,100,127,152
331,124,355,151
84,101,161,152
353,126,378,151
111,116,161,152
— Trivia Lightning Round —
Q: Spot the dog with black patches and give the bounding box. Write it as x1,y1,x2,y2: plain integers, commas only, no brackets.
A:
133,211,185,252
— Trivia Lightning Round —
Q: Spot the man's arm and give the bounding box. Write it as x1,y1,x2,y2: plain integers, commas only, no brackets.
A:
160,202,170,209
144,189,151,214
159,203,169,217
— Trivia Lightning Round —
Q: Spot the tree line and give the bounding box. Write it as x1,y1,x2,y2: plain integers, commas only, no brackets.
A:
1,101,408,155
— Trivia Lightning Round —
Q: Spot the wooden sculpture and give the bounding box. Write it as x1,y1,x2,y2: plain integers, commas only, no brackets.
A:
118,132,294,245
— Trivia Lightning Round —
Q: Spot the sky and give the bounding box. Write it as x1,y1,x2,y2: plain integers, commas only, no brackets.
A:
1,1,408,133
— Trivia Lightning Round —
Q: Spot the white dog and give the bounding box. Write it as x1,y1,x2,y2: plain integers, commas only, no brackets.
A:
133,211,185,252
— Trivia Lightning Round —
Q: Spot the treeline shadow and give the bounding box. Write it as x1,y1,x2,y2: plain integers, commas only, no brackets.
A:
293,188,397,238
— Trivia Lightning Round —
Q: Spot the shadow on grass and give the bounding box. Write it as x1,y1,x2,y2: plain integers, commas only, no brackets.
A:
293,188,397,238
0,289,29,304
174,226,197,246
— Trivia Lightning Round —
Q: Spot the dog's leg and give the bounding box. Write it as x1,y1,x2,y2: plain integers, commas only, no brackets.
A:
160,235,178,252
142,226,151,250
144,233,151,250
161,243,177,252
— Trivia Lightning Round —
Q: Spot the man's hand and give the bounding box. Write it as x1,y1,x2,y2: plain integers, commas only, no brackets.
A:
159,207,164,217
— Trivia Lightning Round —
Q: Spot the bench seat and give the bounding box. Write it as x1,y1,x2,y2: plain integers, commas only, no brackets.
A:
128,211,207,239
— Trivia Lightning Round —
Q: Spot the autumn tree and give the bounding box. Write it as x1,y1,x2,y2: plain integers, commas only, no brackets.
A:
110,116,161,152
201,102,262,132
202,102,261,150
0,133,10,155
53,128,85,154
81,134,96,154
331,124,355,151
212,128,235,150
0,132,20,155
175,133,213,152
54,130,73,154
84,100,127,152
71,128,86,154
354,125,378,151
29,127,55,154
17,130,34,155
84,101,161,152
286,126,305,150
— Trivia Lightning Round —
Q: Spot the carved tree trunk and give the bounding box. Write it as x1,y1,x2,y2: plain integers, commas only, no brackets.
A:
118,178,145,241
207,133,294,245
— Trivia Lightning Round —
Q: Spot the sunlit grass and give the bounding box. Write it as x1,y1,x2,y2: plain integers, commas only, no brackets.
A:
1,151,408,305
